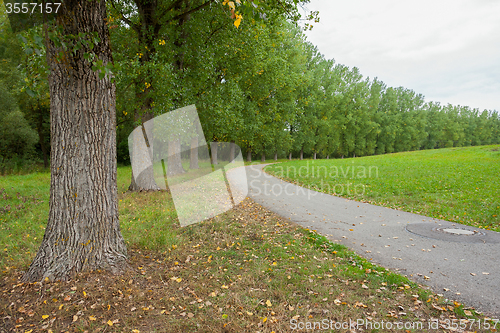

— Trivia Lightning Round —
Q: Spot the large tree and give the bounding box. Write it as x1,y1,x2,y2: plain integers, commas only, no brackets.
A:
22,0,128,282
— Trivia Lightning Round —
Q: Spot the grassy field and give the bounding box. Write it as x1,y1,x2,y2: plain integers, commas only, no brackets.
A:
1,164,498,331
265,145,500,232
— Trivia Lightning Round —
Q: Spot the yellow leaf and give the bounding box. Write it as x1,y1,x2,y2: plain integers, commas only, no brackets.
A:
83,291,87,297
221,285,229,289
228,1,235,9
235,0,241,3
25,330,33,333
58,304,64,310
234,17,242,28
132,330,140,333
89,316,96,321
246,311,253,316
107,320,114,326
42,315,49,319
73,315,78,322
266,300,272,307
176,277,182,283
263,316,267,323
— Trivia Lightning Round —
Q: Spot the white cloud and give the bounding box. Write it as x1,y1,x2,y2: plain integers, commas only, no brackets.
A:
303,0,500,111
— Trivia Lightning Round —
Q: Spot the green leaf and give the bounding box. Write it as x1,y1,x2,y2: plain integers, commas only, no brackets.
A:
25,87,36,97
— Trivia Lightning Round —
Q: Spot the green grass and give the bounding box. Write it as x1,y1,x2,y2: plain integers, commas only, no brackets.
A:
265,145,500,232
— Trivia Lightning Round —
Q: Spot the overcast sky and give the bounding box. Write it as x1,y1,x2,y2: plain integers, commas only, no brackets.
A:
302,0,500,112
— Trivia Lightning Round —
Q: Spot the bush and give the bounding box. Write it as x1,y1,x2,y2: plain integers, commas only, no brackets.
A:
0,110,39,158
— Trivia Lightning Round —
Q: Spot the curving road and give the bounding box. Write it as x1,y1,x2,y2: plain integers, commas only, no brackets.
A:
244,164,500,317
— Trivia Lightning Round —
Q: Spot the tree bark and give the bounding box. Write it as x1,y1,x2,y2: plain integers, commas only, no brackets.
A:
300,147,304,160
22,0,128,282
128,118,160,191
190,136,199,169
167,137,186,176
261,152,265,162
246,147,252,162
229,140,235,162
313,152,317,160
289,152,292,160
326,155,329,159
274,151,278,161
210,142,218,165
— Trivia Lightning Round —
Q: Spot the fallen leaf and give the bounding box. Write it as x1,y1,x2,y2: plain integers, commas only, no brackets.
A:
107,320,114,326
42,315,49,319
73,315,78,322
266,300,272,307
470,273,476,276
187,313,194,318
464,310,472,316
89,316,96,321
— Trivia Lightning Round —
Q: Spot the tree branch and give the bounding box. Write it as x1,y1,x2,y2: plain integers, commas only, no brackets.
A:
165,0,217,23
110,0,141,34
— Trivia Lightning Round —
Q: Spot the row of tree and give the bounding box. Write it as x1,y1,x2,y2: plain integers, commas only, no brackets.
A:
2,1,498,176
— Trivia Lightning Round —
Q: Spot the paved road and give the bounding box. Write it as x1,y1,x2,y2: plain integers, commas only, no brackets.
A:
244,164,500,317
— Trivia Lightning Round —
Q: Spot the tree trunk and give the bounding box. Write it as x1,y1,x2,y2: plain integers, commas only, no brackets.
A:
22,0,128,282
190,136,199,169
167,137,186,176
274,151,278,161
300,147,304,160
126,0,163,191
289,152,292,160
128,120,160,191
210,142,218,165
261,152,265,162
229,140,235,162
326,155,329,159
246,148,252,162
313,152,317,160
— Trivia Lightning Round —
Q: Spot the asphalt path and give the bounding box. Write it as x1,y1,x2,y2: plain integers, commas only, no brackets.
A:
244,164,500,317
